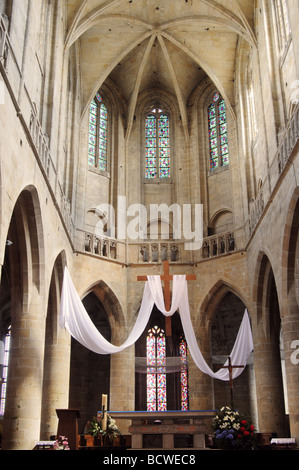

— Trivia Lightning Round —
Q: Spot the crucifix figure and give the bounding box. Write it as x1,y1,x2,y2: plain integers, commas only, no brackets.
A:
137,260,196,347
218,356,244,409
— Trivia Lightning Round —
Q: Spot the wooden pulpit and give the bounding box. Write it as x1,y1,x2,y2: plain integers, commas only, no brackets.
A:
56,409,81,450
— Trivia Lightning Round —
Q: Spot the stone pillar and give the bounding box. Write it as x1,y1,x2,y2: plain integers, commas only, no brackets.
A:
109,344,135,435
254,338,287,436
188,331,214,411
40,328,71,440
2,296,46,450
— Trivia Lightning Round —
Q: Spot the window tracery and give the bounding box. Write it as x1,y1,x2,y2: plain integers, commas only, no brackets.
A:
208,92,229,170
88,92,108,171
145,106,170,179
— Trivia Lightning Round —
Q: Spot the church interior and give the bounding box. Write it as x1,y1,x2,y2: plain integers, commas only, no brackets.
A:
0,0,299,451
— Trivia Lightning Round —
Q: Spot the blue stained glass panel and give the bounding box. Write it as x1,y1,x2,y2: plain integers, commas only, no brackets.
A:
219,123,227,135
221,144,229,155
222,154,229,166
89,134,96,146
146,127,156,138
209,117,216,129
209,128,217,139
146,109,170,179
146,326,167,411
218,100,226,114
159,138,169,148
146,158,156,168
208,104,216,119
100,118,107,130
146,138,156,148
219,113,226,125
180,338,189,410
146,167,157,178
99,128,107,140
220,134,228,145
88,145,95,156
90,115,97,126
147,375,156,389
157,374,166,388
159,167,170,178
208,93,229,169
90,101,97,115
88,94,107,170
89,123,97,135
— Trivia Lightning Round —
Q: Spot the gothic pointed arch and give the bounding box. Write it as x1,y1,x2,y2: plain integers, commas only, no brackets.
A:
6,186,45,314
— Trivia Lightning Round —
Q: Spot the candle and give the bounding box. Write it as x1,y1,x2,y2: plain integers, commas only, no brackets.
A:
102,394,108,430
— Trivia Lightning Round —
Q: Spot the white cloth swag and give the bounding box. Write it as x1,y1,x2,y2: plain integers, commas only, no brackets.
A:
60,267,253,381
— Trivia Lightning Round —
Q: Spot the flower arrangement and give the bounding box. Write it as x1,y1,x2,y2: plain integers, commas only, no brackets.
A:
85,414,120,444
213,406,257,450
103,415,120,441
88,416,103,437
53,435,70,450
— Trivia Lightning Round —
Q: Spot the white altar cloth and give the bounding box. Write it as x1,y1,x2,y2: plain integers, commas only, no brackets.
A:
60,267,253,381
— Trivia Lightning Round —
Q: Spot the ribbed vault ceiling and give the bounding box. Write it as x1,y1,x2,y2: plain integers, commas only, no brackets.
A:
66,0,255,132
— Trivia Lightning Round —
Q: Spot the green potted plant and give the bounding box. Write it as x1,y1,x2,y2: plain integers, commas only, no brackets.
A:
88,417,103,446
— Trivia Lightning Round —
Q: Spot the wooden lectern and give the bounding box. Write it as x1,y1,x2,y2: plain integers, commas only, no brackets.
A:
56,409,81,450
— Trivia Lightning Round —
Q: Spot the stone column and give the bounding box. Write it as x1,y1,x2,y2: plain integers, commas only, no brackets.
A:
188,330,214,411
254,337,287,436
2,295,46,450
40,328,71,440
109,344,135,435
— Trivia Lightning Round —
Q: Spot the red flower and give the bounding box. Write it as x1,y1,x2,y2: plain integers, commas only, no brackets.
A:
243,431,249,437
240,427,245,432
241,420,247,426
250,425,254,431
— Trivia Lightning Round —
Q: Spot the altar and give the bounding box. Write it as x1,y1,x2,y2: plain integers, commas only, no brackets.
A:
102,410,216,449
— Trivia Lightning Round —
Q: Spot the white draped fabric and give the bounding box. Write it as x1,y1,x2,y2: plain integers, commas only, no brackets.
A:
60,267,253,381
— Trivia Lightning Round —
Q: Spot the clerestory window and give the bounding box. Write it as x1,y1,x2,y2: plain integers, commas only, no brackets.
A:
88,92,108,172
145,106,170,179
275,0,291,49
208,92,230,171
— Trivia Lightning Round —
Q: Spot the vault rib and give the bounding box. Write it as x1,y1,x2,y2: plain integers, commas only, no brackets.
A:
157,33,189,142
161,30,236,121
82,30,153,117
125,34,157,143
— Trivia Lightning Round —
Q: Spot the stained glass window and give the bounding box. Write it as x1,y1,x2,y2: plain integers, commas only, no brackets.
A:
145,107,170,179
146,326,167,411
0,327,11,416
180,336,189,411
88,93,108,171
208,92,229,170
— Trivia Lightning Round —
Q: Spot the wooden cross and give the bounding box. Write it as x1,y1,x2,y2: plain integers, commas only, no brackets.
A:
217,356,245,409
137,260,196,338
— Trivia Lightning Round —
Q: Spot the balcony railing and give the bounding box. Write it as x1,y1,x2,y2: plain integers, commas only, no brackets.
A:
0,14,75,240
248,101,299,236
79,229,239,265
